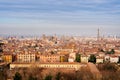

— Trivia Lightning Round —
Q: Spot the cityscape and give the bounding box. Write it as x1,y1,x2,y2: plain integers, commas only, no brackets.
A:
0,31,120,80
0,0,120,80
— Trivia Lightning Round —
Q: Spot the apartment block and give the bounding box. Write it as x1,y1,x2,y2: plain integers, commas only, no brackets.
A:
17,53,36,62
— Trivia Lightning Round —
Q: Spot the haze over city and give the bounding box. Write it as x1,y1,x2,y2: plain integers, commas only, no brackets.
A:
0,0,120,36
1,1,120,80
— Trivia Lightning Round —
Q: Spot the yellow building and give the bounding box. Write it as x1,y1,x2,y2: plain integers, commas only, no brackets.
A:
60,55,65,62
2,54,12,63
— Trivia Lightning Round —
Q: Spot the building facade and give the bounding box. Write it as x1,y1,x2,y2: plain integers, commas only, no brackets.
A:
10,62,85,71
81,55,89,63
39,54,64,63
2,54,12,63
17,53,36,62
96,56,104,63
110,56,119,63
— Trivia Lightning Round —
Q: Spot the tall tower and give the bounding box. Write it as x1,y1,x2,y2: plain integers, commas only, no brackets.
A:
97,28,100,41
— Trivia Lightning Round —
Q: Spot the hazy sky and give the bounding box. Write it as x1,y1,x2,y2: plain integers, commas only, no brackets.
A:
0,0,120,36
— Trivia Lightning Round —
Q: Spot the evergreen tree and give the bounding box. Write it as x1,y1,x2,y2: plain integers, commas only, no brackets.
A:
76,54,81,62
45,74,52,80
28,74,37,80
14,72,22,80
110,49,115,54
105,49,115,54
55,72,61,80
89,54,96,63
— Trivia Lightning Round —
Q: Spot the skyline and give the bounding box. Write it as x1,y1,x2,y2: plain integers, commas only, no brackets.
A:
0,0,120,36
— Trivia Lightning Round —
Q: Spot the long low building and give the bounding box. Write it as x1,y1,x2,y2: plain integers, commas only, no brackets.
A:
10,62,86,70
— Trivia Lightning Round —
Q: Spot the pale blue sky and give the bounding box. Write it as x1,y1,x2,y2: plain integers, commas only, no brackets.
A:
0,0,120,36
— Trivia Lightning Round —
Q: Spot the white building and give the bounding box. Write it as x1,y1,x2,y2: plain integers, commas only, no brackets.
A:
81,55,89,63
68,57,74,62
68,53,76,62
110,56,119,63
96,56,104,63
